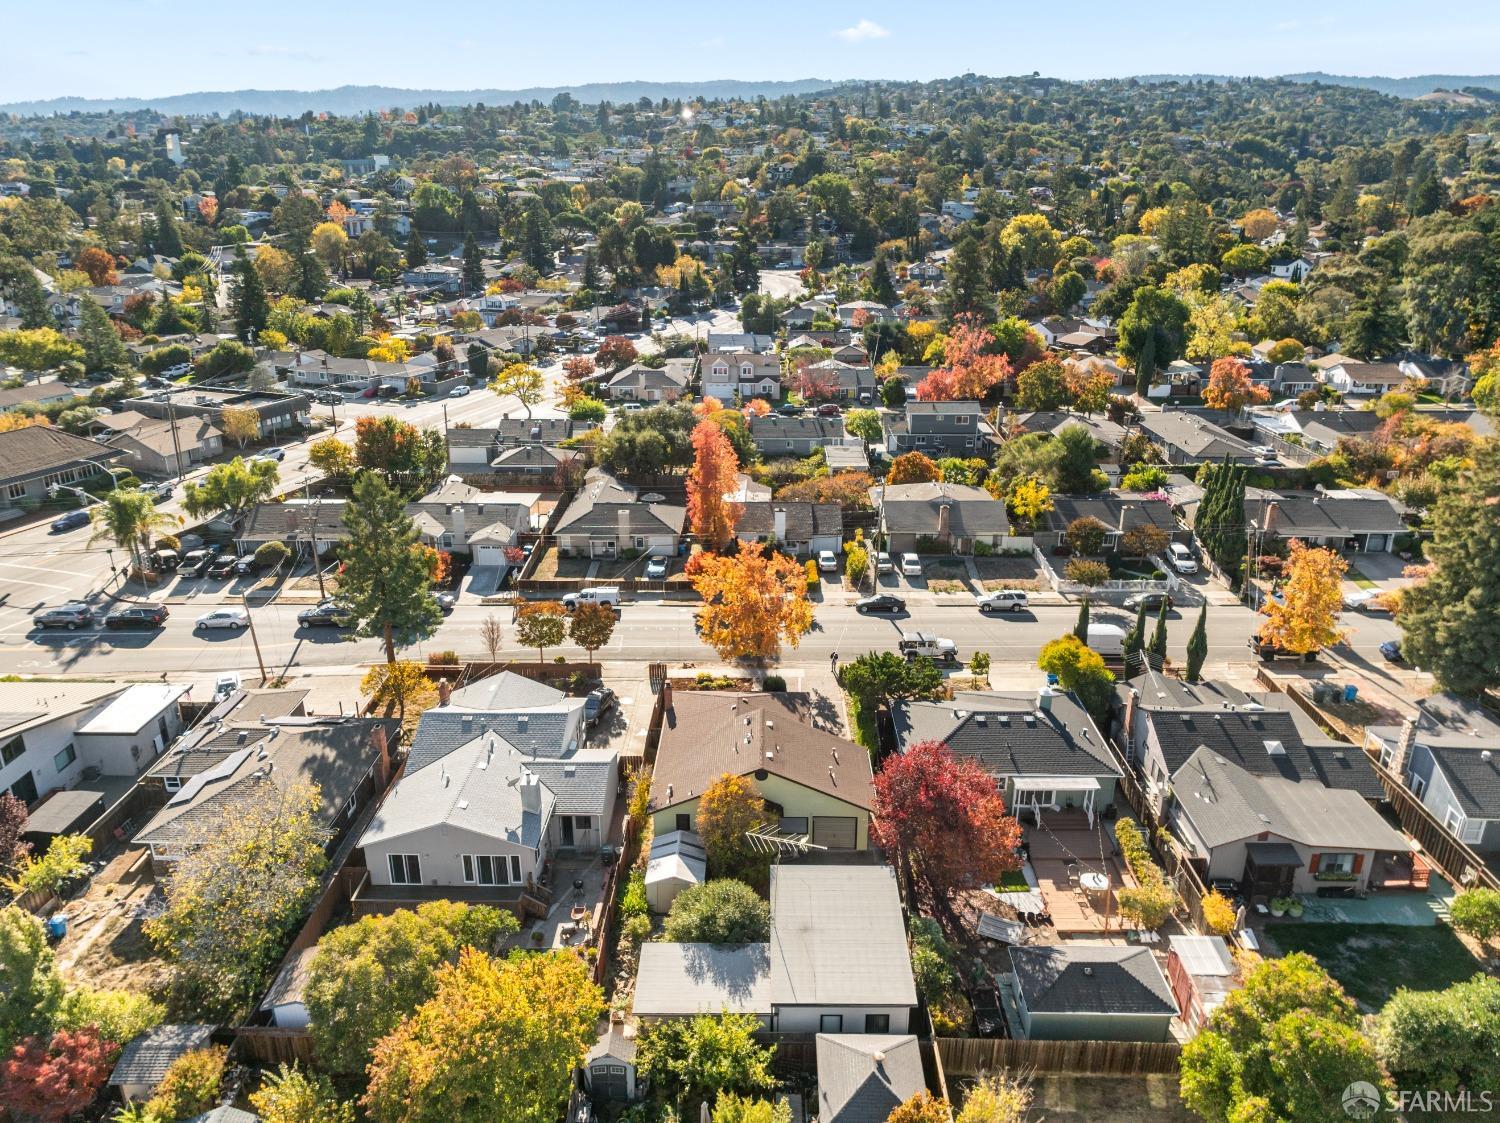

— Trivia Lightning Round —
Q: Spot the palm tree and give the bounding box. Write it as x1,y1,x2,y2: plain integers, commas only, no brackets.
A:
89,488,177,579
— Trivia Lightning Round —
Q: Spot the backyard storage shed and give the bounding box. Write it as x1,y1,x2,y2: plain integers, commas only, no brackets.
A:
1010,945,1178,1042
1166,934,1238,1032
108,1023,216,1102
584,1022,638,1101
644,829,706,914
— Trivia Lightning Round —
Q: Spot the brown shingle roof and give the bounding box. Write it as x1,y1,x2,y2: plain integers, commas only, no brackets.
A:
0,426,123,482
650,692,872,812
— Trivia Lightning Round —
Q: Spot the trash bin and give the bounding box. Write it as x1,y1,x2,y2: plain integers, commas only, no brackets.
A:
1343,684,1358,703
1045,672,1059,686
45,915,67,941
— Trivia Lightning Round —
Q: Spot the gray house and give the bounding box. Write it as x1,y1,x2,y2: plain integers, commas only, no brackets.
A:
554,468,685,558
882,400,990,457
1244,489,1407,554
606,359,693,402
0,426,126,514
1010,945,1177,1042
875,481,1013,554
1138,412,1259,465
1370,708,1500,852
98,410,223,477
734,501,843,557
121,386,310,439
750,415,847,457
816,1034,925,1123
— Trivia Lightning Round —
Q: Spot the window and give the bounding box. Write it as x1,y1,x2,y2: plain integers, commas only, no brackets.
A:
819,1014,843,1033
1410,774,1427,799
1443,807,1464,835
6,483,24,500
464,854,515,885
0,736,22,766
675,813,691,832
163,776,182,792
52,744,76,773
634,537,645,549
779,817,808,836
510,854,522,884
1317,853,1355,876
388,854,421,884
1461,819,1485,844
864,1014,890,1033
573,815,593,832
956,416,970,426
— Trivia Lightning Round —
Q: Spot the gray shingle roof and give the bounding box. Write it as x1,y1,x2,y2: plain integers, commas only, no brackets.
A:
553,468,685,536
736,501,842,541
894,691,1121,780
816,1034,925,1123
1011,945,1177,1016
109,1024,215,1087
1139,412,1257,459
448,670,565,711
1245,489,1406,537
1426,745,1500,817
406,704,580,772
878,481,1010,537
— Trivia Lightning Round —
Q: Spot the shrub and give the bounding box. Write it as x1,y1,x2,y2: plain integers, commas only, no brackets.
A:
254,540,291,569
804,558,819,587
620,872,648,920
1063,516,1109,556
663,880,770,943
1063,558,1110,586
1118,882,1176,930
761,675,786,692
1449,887,1500,944
145,1047,227,1120
428,651,459,666
1201,890,1237,937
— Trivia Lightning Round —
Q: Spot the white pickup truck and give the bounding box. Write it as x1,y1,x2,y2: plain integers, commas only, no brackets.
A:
562,586,622,611
897,631,959,663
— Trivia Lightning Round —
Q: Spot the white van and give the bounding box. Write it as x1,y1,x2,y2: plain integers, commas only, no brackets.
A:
1168,543,1198,574
1086,623,1127,657
562,586,621,611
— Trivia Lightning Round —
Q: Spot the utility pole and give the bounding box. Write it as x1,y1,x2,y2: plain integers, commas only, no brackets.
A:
241,592,268,685
165,393,185,484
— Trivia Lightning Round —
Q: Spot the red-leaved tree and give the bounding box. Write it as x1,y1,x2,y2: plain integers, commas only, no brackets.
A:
793,361,840,403
686,419,743,550
596,335,638,372
873,740,1022,903
74,247,118,287
1,1029,115,1123
0,790,30,870
916,315,1013,401
562,355,596,382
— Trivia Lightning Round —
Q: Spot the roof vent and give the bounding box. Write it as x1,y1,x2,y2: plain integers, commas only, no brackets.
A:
765,720,774,730
457,799,469,810
1180,713,1192,724
1082,966,1094,977
1264,740,1286,756
238,730,249,744
873,1050,887,1064
516,715,528,730
564,764,576,776
1025,715,1036,727
1483,750,1494,762
1257,813,1272,824
975,714,987,726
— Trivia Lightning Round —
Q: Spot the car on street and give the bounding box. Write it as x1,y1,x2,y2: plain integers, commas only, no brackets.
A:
777,403,803,415
103,603,168,630
50,509,91,532
585,686,617,727
644,557,668,580
297,600,349,628
897,631,959,663
900,553,923,577
1167,543,1198,574
33,603,94,630
435,591,457,613
206,554,239,580
816,402,841,416
195,607,249,631
1124,591,1175,612
313,390,342,405
817,550,839,572
1380,640,1404,663
854,594,907,615
875,551,893,574
449,384,471,397
260,446,287,462
146,482,174,503
976,590,1029,613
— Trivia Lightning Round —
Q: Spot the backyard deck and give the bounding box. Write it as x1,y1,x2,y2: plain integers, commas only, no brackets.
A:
1025,813,1137,936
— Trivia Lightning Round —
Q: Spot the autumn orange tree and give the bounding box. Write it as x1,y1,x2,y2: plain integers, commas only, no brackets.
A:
916,315,1012,401
686,420,743,549
688,543,813,660
694,773,771,883
1202,357,1270,414
1258,541,1347,655
887,452,941,485
74,247,117,287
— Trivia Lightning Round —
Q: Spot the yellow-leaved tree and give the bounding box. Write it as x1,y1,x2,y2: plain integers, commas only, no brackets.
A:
1006,475,1053,530
688,543,813,660
1258,541,1347,655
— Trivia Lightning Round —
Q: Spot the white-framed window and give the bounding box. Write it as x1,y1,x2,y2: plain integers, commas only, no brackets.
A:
163,776,182,792
1317,853,1356,876
6,483,25,500
388,854,422,884
53,744,76,773
463,854,520,885
1461,818,1485,844
956,416,970,425
1410,774,1427,799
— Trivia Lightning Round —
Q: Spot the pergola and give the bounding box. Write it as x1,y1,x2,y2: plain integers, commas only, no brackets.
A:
1010,776,1101,827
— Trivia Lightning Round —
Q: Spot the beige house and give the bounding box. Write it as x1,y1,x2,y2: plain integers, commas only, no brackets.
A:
649,690,873,851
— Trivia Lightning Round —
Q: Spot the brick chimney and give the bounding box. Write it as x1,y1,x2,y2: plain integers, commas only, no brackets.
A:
371,724,391,787
662,681,674,713
1390,718,1416,780
1122,687,1140,761
937,502,952,542
438,680,451,706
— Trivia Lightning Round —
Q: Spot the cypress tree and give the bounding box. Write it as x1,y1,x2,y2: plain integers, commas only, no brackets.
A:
1124,600,1148,656
461,232,484,294
232,249,269,341
405,228,427,268
1150,600,1170,660
1185,604,1208,682
1134,331,1156,398
1074,597,1090,643
153,199,183,257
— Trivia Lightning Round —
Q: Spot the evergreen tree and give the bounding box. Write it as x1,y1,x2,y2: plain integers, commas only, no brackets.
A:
1185,604,1208,682
232,249,269,342
941,234,989,322
869,251,896,305
153,199,183,257
461,233,485,294
1149,601,1169,660
77,298,128,374
522,202,555,274
1074,598,1090,643
1124,600,1148,657
336,473,444,666
296,250,328,302
582,249,601,290
0,257,51,329
405,228,427,268
1134,331,1157,398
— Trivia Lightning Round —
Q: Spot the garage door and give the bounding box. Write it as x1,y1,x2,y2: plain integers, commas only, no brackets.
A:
812,816,857,850
473,545,507,566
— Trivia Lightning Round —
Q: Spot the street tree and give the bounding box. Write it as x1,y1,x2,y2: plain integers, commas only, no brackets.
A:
220,405,260,448
516,601,567,662
306,901,517,1076
308,436,355,478
1258,541,1346,655
686,419,743,550
873,740,1022,903
89,488,175,577
1185,605,1208,682
181,457,279,520
489,361,545,420
363,948,603,1123
567,602,616,660
145,781,327,1018
337,473,444,665
480,615,505,663
688,544,813,660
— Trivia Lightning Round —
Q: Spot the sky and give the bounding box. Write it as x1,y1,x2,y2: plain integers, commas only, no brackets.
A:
4,0,1499,104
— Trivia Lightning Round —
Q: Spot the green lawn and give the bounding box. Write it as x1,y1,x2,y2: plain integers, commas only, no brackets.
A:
992,868,1030,892
1346,568,1378,589
1264,922,1481,1009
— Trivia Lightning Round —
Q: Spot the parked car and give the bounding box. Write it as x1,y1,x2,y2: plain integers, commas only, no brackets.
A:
585,686,617,727
900,553,923,577
563,587,621,611
816,402,841,417
177,549,215,577
233,555,261,576
854,594,907,615
1124,591,1174,612
213,673,242,702
258,446,287,462
206,554,239,579
897,632,958,663
313,390,342,405
1167,543,1198,574
1248,633,1319,662
777,402,804,416
976,590,1029,613
33,603,94,630
195,607,249,631
50,509,92,533
816,550,839,572
449,384,471,397
146,482,174,503
104,603,168,630
644,557,668,580
1379,640,1404,663
297,600,348,628
434,591,457,613
875,551,893,574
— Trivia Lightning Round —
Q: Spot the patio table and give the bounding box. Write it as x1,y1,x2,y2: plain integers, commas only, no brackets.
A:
995,890,1047,917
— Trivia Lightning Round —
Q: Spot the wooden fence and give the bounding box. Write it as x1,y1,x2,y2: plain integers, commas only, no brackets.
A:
936,1036,1182,1077
234,1026,317,1066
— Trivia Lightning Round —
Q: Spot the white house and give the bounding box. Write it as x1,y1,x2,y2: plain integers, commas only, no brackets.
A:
701,350,781,402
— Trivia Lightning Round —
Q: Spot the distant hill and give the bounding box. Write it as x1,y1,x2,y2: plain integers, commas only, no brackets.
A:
1135,72,1500,98
0,79,837,118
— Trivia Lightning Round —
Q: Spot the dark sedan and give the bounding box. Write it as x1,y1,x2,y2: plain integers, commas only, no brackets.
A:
103,603,168,630
297,601,349,628
50,509,91,532
854,594,907,615
1379,640,1404,663
1123,591,1174,612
